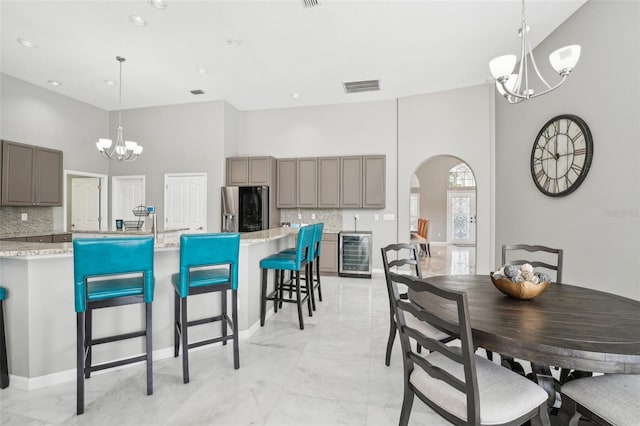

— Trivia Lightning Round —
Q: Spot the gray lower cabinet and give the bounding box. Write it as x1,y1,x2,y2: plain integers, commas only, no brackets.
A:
297,158,317,208
1,140,63,207
319,233,338,274
276,158,297,208
317,157,340,208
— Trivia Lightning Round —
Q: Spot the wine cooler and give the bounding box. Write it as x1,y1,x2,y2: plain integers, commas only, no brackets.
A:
338,231,372,278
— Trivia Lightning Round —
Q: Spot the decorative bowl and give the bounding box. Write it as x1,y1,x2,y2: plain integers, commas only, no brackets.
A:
490,273,550,300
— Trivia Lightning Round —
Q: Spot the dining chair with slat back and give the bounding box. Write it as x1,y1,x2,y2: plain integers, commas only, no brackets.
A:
500,244,565,379
502,244,563,283
387,271,550,426
381,243,451,367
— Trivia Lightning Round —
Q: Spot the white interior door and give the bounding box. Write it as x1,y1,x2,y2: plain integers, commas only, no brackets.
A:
112,176,146,229
71,178,100,231
447,190,476,245
164,173,207,233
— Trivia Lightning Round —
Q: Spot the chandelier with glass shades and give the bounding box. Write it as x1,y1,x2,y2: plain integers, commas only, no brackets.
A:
96,56,143,161
489,0,581,104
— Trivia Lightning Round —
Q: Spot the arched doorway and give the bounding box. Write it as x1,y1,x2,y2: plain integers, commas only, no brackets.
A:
410,155,477,276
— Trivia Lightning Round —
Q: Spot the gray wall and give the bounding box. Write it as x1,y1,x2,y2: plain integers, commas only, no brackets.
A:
238,100,399,269
398,85,495,274
495,1,640,299
107,101,230,232
0,73,108,231
414,156,465,243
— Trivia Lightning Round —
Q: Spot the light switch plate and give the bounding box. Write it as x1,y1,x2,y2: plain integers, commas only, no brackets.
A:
383,214,395,221
21,213,28,221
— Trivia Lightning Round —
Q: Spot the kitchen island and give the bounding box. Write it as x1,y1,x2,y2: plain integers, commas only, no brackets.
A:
0,228,297,389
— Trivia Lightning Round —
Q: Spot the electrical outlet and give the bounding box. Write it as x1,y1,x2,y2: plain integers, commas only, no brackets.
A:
21,213,28,221
354,214,360,220
374,214,379,221
311,213,316,219
297,213,302,219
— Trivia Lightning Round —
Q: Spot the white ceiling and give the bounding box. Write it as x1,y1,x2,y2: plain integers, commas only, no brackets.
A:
1,0,586,112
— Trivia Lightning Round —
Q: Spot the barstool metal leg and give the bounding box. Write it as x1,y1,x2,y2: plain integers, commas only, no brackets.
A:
173,292,180,357
295,271,304,330
76,312,85,415
232,289,239,370
221,290,228,346
308,262,316,312
84,308,92,379
146,302,153,395
315,258,322,302
181,297,189,384
0,300,9,389
260,269,268,326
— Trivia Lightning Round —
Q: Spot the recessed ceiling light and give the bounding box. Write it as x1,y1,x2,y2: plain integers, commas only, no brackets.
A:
148,0,168,9
129,15,148,27
17,38,37,48
48,80,62,87
226,37,242,47
197,68,208,75
291,93,300,99
104,80,117,86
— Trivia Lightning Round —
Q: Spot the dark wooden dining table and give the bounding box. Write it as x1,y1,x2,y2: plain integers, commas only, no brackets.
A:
409,274,640,375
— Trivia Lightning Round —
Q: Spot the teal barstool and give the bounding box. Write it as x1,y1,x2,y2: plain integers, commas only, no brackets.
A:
0,286,8,389
260,225,313,329
280,223,321,310
310,223,324,306
171,233,241,384
73,237,155,415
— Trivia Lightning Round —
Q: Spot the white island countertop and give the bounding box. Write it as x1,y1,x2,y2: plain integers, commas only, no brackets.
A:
0,227,299,257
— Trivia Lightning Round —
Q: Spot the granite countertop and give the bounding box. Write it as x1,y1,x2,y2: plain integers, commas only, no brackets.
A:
72,228,189,236
0,227,300,257
0,230,70,239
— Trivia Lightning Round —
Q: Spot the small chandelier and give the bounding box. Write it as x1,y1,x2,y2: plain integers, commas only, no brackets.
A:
96,56,143,161
489,0,581,104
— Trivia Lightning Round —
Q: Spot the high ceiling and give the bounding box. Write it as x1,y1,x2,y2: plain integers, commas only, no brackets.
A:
1,0,586,112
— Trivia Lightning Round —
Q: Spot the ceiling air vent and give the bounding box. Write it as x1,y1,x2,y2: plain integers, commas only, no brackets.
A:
342,79,380,94
190,89,205,95
302,0,320,8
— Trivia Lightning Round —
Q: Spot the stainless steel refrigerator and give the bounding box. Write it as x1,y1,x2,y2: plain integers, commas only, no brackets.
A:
221,186,269,233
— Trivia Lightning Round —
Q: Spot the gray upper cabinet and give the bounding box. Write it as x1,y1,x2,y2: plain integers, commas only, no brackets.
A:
296,158,317,208
226,156,274,186
226,157,249,185
1,140,63,207
317,157,340,208
249,157,271,186
340,156,363,208
276,158,297,208
339,155,385,208
362,155,386,208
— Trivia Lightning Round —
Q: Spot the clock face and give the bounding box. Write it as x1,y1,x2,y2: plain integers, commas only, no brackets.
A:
530,114,593,197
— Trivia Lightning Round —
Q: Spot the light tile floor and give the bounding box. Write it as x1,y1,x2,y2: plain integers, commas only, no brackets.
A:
0,246,474,426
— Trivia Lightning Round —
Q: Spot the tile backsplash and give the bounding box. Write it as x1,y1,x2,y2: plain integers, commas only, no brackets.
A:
0,206,55,235
279,209,343,233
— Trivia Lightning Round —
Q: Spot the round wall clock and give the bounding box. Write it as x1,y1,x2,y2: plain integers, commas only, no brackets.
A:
530,114,593,197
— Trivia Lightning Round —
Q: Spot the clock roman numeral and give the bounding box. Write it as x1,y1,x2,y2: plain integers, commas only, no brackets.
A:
535,168,545,181
570,163,583,174
574,148,587,156
543,177,551,191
